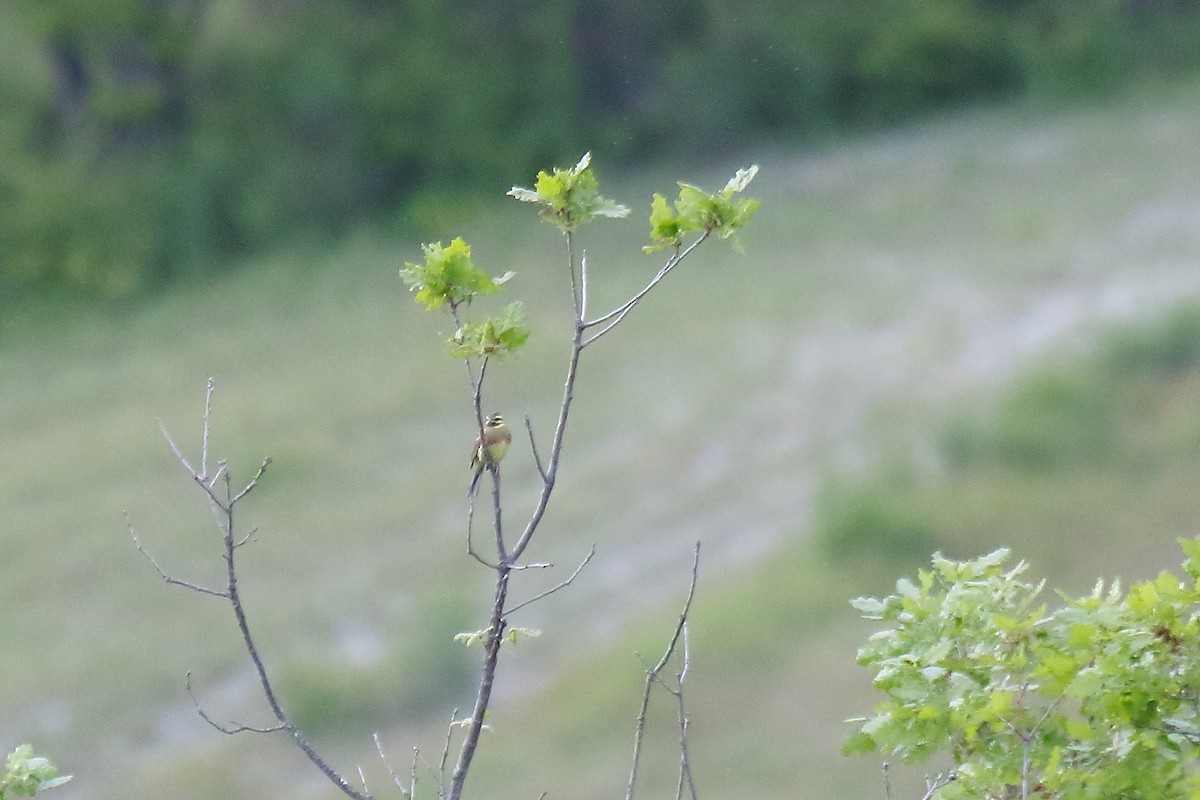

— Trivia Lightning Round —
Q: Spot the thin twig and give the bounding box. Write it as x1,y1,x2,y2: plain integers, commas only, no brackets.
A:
581,233,709,348
579,250,590,320
159,419,197,477
504,545,596,616
674,624,697,800
201,376,214,480
626,543,702,800
186,672,284,734
524,413,547,482
567,230,581,319
230,457,272,505
882,762,891,800
921,771,956,800
439,707,458,795
465,496,500,569
372,733,410,799
129,518,229,598
409,747,421,800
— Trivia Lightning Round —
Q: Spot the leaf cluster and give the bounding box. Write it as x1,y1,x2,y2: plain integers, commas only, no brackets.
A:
400,237,525,359
449,302,529,359
849,541,1200,798
400,237,513,313
403,154,761,362
645,165,761,252
2,745,71,799
508,152,631,232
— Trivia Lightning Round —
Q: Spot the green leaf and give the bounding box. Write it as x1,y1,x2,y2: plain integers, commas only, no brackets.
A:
644,192,684,253
454,629,490,647
842,729,877,755
508,152,630,232
507,187,541,203
850,596,887,617
400,237,507,312
645,166,761,251
505,626,542,644
722,164,759,194
448,302,530,359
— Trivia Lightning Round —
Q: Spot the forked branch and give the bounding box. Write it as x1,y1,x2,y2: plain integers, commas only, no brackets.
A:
138,383,371,800
625,543,702,800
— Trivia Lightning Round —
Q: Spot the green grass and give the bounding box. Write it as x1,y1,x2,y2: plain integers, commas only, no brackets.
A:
5,78,1200,800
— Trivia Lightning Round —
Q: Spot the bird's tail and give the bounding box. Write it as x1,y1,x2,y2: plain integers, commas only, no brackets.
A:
468,467,483,498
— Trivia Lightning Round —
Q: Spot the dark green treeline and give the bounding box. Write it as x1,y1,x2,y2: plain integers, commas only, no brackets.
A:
3,0,1199,296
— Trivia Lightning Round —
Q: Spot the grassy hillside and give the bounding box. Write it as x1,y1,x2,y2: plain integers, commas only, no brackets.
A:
4,79,1200,799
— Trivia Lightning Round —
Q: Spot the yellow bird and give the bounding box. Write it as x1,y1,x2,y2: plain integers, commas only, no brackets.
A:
469,412,512,496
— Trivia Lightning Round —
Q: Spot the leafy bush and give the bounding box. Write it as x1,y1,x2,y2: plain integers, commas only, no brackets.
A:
848,542,1200,798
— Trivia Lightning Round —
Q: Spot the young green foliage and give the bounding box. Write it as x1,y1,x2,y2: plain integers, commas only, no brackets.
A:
508,152,631,232
849,542,1200,799
449,302,529,359
400,237,514,312
645,164,761,252
2,745,71,799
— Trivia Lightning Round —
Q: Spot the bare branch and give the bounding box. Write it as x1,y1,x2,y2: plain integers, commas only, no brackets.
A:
439,708,457,795
921,770,957,800
372,733,411,799
674,624,697,800
626,543,702,800
448,566,511,800
466,498,501,570
148,382,371,800
202,376,214,479
524,413,547,482
159,419,198,478
233,526,258,549
186,672,284,734
579,250,590,320
567,230,582,320
127,513,228,598
581,233,709,348
505,545,596,616
230,457,273,505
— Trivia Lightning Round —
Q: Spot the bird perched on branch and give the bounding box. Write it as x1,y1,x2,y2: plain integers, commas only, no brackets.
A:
469,412,511,496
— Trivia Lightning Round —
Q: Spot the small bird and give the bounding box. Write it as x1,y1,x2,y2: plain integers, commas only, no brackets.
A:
469,413,512,496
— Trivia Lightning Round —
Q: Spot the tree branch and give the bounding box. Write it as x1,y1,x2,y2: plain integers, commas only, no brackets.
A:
581,233,709,349
504,545,596,617
145,382,371,800
626,543,702,800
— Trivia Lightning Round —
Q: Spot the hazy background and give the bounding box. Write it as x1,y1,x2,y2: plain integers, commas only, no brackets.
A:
4,2,1200,798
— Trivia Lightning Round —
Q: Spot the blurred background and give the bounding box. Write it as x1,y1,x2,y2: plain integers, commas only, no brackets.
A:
4,1,1200,797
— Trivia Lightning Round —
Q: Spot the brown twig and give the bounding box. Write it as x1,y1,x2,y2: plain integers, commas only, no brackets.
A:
504,546,597,617
524,413,547,482
626,543,702,800
580,233,709,349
